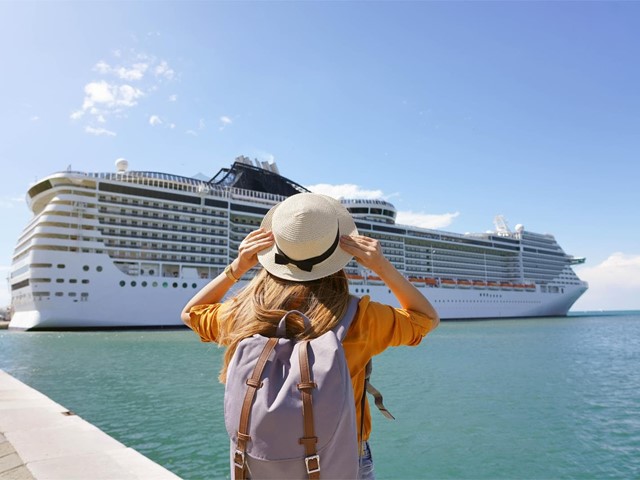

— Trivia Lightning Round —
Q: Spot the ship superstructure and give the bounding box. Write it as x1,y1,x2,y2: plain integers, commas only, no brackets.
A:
9,157,587,329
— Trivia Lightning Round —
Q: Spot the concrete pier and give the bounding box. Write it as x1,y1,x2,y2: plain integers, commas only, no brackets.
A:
0,370,180,479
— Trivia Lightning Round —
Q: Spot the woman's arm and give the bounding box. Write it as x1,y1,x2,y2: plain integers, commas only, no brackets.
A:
339,234,440,325
180,228,274,327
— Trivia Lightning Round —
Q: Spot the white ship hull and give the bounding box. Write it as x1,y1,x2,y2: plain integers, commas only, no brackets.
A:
9,252,586,330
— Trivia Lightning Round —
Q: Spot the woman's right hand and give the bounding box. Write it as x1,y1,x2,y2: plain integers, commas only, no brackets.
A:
340,233,439,324
339,234,391,274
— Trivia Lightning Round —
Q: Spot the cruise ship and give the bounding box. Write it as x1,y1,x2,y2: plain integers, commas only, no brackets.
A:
9,156,588,330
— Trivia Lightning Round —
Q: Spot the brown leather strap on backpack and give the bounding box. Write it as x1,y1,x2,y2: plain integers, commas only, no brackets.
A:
234,337,278,480
297,340,320,479
365,360,395,420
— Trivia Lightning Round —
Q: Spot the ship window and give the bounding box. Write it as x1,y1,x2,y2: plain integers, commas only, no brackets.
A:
96,266,103,272
153,282,158,287
82,280,89,284
142,281,147,287
55,292,64,296
56,279,64,283
69,279,77,284
192,283,197,288
131,281,137,287
68,292,76,297
163,282,168,288
120,281,125,287
57,264,66,268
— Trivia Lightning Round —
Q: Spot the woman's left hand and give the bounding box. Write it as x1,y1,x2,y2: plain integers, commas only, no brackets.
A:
235,228,274,275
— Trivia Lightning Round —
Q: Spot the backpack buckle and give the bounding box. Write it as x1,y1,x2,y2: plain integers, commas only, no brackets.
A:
305,454,320,474
234,450,245,469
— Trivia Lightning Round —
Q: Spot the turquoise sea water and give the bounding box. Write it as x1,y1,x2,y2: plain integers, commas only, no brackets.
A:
1,311,639,480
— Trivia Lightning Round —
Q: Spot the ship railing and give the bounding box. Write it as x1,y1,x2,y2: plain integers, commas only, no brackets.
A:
70,171,291,205
229,187,287,204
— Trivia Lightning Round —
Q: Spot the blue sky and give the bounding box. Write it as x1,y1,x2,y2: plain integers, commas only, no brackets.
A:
1,1,639,311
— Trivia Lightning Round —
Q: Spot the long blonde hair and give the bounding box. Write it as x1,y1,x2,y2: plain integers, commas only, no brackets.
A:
217,268,350,383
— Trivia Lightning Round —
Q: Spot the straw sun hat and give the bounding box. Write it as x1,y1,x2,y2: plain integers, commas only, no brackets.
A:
257,193,358,282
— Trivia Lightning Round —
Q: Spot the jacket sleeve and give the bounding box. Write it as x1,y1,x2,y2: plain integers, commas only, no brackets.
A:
187,303,225,342
352,296,438,357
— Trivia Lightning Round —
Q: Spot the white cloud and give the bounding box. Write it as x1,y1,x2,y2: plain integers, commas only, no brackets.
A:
94,60,111,74
396,211,460,229
30,115,39,122
85,126,116,137
307,183,384,200
0,196,25,208
199,118,206,130
186,130,198,136
573,252,640,311
154,60,175,79
93,60,148,81
77,81,144,124
116,84,144,107
307,183,459,230
219,116,233,131
115,63,148,81
169,94,177,102
149,115,162,126
73,50,176,135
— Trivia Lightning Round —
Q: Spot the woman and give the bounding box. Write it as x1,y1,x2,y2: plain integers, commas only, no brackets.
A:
181,193,439,479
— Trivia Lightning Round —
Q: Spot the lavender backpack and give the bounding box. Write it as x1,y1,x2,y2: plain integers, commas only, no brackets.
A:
224,296,360,480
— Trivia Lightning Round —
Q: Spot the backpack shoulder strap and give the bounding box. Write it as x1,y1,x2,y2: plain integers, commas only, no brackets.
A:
234,337,279,480
333,295,359,342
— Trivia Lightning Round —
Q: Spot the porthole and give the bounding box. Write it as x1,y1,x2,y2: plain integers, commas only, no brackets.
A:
119,281,126,287
96,266,103,272
163,282,168,288
131,281,137,287
142,281,147,287
182,283,187,288
83,266,89,271
152,282,158,287
192,283,197,288
172,282,178,288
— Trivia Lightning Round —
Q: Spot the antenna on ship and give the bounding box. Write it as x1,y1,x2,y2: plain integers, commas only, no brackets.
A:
494,215,511,236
